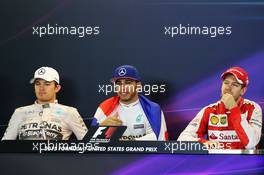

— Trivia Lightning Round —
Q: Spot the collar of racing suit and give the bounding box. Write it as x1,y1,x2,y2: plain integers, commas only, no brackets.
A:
119,99,139,108
34,100,58,108
237,97,244,108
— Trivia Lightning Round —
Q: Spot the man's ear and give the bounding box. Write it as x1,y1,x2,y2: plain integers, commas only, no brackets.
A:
241,86,247,96
55,84,61,93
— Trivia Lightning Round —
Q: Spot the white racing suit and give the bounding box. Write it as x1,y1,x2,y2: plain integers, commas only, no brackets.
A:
2,102,88,140
92,96,168,141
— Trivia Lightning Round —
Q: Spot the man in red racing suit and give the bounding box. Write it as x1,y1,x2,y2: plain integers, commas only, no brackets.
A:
178,67,262,149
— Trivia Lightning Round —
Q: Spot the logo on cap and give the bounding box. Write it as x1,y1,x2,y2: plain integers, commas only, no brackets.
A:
30,67,60,84
221,66,249,86
118,68,127,76
38,68,46,75
111,65,141,82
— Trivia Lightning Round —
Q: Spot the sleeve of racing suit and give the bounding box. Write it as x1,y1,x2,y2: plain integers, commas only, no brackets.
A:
229,103,262,149
1,109,22,140
67,108,88,140
136,111,168,141
177,107,209,142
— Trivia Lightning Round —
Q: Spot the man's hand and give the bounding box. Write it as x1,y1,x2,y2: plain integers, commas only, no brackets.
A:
100,113,123,126
221,93,238,110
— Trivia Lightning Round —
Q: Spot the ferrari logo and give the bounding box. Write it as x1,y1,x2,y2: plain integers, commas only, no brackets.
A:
220,116,227,125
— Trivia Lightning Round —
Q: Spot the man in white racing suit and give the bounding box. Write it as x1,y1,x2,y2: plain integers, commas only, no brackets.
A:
92,65,168,141
2,66,88,140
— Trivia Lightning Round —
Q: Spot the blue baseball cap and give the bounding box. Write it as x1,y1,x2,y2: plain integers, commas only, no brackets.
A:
111,65,141,82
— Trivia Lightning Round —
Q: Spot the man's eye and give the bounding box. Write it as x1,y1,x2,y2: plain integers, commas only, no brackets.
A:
232,83,240,87
45,82,51,86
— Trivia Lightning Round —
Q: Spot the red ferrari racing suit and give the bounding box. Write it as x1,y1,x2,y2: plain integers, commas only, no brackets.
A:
177,98,262,149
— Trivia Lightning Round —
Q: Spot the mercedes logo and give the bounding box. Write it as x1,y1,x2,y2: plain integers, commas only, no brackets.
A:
38,68,46,75
118,68,126,76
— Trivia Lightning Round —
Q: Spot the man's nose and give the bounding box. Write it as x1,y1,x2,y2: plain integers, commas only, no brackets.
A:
225,84,232,90
39,85,45,90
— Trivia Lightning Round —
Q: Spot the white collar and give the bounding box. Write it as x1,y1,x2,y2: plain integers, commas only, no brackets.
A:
34,99,58,105
119,99,139,107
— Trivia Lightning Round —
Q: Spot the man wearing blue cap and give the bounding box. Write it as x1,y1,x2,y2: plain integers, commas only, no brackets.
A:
92,65,168,141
